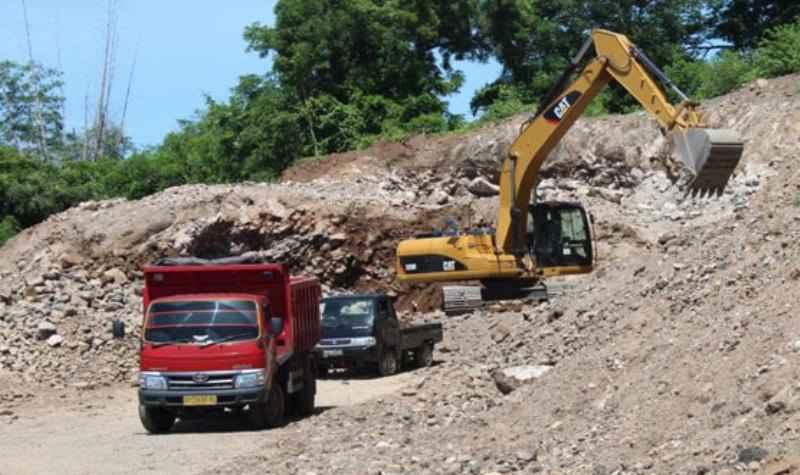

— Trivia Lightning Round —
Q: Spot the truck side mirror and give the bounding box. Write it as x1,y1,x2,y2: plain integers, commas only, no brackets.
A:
270,318,284,336
112,320,125,339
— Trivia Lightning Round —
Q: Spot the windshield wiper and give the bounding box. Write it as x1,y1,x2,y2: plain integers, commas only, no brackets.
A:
199,333,255,348
150,338,194,348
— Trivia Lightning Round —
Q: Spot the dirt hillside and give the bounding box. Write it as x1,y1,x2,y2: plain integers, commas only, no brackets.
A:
0,75,799,473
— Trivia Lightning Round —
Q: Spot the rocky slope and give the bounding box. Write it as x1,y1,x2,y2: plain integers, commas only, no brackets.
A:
1,74,799,473
215,76,800,474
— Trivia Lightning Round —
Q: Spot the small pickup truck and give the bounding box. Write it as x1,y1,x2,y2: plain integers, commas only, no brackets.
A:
314,294,443,376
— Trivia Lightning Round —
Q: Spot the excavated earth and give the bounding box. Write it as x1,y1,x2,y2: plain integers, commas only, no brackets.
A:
1,75,800,474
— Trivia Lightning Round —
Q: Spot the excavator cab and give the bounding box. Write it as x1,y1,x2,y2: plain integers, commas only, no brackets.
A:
527,202,593,274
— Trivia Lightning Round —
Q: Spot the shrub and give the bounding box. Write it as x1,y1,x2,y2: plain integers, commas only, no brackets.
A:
0,215,20,247
754,21,800,77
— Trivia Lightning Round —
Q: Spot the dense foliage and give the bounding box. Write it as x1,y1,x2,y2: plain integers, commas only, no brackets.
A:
712,0,800,49
2,1,800,246
471,0,710,114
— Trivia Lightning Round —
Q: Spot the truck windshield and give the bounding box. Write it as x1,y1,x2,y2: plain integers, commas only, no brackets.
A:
145,300,260,344
320,298,374,338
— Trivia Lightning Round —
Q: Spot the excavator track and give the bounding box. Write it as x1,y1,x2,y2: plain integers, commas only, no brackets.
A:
443,283,549,315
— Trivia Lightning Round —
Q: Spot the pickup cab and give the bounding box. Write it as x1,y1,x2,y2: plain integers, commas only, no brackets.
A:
128,259,320,433
314,294,443,376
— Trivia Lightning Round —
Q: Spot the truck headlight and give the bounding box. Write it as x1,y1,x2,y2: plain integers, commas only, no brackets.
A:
138,372,167,390
349,337,376,347
234,370,267,389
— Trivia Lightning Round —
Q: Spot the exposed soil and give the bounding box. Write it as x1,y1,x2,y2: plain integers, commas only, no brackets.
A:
0,372,420,475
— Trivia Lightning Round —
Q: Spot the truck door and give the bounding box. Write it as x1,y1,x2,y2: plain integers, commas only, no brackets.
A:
376,298,399,348
261,302,278,384
531,202,594,275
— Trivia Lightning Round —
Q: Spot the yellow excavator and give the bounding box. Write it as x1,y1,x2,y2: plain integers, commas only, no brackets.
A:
395,29,745,312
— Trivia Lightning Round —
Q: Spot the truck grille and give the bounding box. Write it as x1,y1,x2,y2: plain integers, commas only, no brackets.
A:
165,372,236,391
319,339,351,346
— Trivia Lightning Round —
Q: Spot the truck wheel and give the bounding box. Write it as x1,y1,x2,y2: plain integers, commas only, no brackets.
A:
249,383,285,429
414,343,434,368
317,366,328,379
138,405,175,434
291,376,316,416
378,349,399,376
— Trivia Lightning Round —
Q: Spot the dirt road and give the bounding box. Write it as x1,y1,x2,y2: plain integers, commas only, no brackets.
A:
0,372,418,475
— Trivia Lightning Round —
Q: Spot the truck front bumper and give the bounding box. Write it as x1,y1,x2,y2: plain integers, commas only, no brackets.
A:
139,387,267,408
314,346,378,368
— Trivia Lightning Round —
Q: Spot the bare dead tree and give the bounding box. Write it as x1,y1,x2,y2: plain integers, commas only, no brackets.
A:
116,43,137,157
91,0,119,161
81,84,90,161
54,9,67,135
21,0,51,160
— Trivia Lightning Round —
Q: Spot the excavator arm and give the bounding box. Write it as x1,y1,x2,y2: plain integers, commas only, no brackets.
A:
496,29,742,256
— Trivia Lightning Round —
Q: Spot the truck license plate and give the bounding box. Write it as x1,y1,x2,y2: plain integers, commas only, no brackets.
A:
323,349,343,358
183,395,217,406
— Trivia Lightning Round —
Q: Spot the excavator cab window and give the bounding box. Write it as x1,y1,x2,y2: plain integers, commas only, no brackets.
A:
530,203,592,269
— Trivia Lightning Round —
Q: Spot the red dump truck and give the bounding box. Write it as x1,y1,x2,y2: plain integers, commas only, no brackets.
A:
120,258,321,433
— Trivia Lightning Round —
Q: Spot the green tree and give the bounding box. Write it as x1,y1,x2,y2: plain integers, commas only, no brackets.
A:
473,0,709,114
243,0,483,154
753,20,800,76
60,125,135,162
0,61,65,158
0,215,20,247
665,19,800,101
713,0,800,49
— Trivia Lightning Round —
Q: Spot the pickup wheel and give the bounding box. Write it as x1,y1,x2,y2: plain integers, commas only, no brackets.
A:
139,405,175,434
249,383,285,429
414,343,434,368
378,349,399,376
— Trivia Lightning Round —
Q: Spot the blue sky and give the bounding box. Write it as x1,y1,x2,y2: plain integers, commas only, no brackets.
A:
0,1,501,148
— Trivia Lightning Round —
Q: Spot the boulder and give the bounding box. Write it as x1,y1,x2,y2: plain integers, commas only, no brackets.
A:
36,321,57,340
59,253,83,269
46,334,64,347
431,189,450,205
102,268,129,285
329,233,348,246
492,365,554,395
467,177,500,197
737,447,768,464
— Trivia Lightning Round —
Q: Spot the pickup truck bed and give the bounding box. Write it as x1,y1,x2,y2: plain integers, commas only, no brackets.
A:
400,323,443,351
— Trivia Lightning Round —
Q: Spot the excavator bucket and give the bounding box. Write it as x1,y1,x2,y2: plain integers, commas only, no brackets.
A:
672,128,744,195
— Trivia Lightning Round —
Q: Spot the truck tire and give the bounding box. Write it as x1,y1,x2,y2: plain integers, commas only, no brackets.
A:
317,366,328,379
378,349,399,376
249,382,285,429
291,360,316,417
414,343,434,368
139,405,175,434
291,376,315,416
